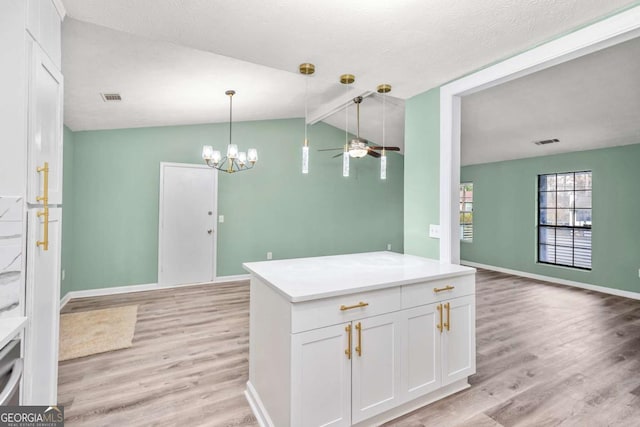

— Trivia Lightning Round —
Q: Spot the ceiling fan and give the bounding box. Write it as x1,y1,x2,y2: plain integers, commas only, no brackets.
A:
318,96,401,159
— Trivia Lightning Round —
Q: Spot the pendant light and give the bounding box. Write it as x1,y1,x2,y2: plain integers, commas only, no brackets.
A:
377,84,391,180
299,63,315,174
202,90,258,173
340,74,355,177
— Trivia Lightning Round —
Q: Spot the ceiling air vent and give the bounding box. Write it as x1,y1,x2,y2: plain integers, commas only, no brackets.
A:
100,93,122,102
533,138,559,146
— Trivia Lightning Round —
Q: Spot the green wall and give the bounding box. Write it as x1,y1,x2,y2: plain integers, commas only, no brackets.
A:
461,143,640,293
62,119,404,291
61,126,74,297
403,88,440,259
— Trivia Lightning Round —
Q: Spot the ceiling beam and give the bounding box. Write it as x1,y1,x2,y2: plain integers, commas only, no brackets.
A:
307,90,374,125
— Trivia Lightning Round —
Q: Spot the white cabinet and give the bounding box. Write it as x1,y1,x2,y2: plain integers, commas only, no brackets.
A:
291,312,403,427
351,313,402,424
401,304,441,401
401,295,476,403
27,41,63,205
245,256,476,427
23,207,61,405
442,295,475,385
291,323,351,427
26,0,62,69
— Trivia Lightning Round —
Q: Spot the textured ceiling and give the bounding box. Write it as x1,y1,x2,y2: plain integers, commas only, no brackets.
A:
61,0,637,146
461,36,640,166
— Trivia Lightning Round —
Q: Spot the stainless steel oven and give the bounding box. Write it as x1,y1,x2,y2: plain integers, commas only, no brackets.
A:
0,339,22,406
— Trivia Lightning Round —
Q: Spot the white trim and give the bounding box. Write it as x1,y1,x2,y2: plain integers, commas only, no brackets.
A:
51,0,67,19
158,162,218,286
439,6,640,264
58,275,250,308
215,273,251,283
461,260,640,301
59,292,72,310
245,381,274,427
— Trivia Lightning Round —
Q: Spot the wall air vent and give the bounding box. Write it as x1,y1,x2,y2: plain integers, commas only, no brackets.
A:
100,93,122,102
533,138,559,146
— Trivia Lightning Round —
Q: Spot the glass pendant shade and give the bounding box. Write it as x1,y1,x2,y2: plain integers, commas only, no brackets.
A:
342,151,350,177
227,144,239,159
247,148,258,163
238,151,247,166
302,145,309,174
202,145,214,160
380,152,387,180
211,150,222,165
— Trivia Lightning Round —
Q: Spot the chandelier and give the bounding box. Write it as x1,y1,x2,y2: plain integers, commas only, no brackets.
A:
202,90,258,173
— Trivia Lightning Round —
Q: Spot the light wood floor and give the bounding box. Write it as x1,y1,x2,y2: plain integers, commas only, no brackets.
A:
58,270,640,426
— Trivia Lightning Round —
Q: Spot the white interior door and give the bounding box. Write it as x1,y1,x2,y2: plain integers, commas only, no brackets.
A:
158,163,217,286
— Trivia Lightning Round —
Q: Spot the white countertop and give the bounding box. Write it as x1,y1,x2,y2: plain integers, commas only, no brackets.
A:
243,251,475,302
0,317,27,349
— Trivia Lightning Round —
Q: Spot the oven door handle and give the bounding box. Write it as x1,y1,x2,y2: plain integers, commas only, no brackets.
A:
0,359,23,405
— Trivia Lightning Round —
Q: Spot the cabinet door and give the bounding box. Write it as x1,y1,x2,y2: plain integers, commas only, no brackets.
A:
401,303,442,402
351,312,402,424
291,323,351,427
28,41,63,205
442,295,476,385
23,207,61,405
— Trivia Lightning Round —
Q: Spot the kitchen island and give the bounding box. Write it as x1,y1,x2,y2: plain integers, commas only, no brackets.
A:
243,252,476,427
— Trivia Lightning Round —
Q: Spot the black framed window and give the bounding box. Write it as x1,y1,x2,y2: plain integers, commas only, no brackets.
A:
538,171,592,270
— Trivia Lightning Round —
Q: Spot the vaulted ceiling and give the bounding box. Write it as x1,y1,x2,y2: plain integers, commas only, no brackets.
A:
61,0,637,153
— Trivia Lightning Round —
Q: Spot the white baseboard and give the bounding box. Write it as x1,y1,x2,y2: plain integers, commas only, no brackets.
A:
461,260,640,301
59,274,251,310
59,293,72,310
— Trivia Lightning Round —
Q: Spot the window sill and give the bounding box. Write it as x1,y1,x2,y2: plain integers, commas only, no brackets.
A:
536,262,592,273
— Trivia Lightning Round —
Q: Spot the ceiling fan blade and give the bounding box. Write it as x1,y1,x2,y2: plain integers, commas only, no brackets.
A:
367,150,381,158
317,148,344,151
368,146,401,151
332,153,343,159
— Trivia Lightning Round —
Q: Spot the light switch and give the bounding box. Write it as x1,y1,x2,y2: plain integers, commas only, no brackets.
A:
429,224,441,239
219,215,224,223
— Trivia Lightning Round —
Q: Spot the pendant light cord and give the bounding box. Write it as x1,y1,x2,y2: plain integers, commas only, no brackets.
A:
229,93,233,147
304,78,308,144
382,91,386,150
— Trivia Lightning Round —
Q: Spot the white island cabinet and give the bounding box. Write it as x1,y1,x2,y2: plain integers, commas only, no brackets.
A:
243,252,476,427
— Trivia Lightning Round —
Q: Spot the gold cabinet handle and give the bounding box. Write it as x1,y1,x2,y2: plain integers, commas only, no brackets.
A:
444,302,450,331
36,162,49,205
436,304,443,333
355,322,362,357
36,207,49,251
340,301,369,311
433,285,455,293
345,324,352,359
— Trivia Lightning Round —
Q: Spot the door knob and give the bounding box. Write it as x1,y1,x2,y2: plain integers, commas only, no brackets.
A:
207,229,213,234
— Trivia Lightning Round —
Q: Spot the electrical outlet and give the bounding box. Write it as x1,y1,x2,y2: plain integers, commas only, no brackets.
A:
267,252,273,260
638,268,640,278
61,269,65,281
387,244,392,251
429,224,441,239
218,215,224,223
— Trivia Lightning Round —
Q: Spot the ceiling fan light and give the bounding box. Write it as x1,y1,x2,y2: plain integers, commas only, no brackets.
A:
349,140,368,158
